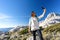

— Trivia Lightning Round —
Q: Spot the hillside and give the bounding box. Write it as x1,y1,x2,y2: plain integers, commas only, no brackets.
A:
43,23,60,33
0,23,60,40
9,23,60,40
42,23,60,40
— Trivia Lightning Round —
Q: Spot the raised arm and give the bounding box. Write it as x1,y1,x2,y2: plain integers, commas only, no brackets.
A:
38,8,46,19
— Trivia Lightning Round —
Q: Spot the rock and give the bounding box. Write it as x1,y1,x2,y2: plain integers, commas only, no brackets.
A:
27,36,40,40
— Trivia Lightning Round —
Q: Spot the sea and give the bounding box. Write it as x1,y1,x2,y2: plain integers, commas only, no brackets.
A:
0,28,13,32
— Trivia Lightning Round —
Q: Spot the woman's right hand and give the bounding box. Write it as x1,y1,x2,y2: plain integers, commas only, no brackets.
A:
28,28,31,34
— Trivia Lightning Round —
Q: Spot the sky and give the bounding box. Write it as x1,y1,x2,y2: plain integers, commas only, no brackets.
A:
0,0,60,28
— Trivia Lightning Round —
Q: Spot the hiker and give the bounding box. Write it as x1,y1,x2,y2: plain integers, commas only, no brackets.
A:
28,7,46,40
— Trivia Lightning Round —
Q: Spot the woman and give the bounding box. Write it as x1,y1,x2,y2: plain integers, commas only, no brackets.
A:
28,7,46,40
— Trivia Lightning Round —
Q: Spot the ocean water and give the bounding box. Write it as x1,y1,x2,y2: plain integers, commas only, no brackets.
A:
0,28,13,32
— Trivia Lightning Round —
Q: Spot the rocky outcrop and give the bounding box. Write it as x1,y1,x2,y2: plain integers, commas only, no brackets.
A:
39,12,60,28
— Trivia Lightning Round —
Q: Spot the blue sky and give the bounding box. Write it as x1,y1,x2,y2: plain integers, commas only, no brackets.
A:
0,0,60,28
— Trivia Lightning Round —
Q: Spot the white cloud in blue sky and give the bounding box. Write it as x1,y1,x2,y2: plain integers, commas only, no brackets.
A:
0,13,19,28
0,13,11,19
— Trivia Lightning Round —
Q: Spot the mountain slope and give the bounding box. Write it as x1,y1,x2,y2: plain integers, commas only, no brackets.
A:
39,12,60,28
43,23,60,32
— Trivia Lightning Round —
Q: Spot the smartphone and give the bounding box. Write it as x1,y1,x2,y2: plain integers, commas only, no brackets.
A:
41,6,45,9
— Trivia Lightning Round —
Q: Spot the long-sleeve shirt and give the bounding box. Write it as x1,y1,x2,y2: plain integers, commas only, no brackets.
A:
29,11,46,31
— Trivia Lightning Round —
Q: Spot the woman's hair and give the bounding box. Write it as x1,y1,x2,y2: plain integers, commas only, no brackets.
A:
31,11,35,16
31,11,37,17
31,11,38,20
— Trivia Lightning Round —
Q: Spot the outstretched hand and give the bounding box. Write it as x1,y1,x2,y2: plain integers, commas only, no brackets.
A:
41,6,46,13
43,8,46,13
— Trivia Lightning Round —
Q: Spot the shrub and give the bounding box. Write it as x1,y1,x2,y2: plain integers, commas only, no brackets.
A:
18,28,28,35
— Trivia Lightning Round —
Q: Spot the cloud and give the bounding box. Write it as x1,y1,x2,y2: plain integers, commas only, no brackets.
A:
0,13,11,19
0,23,19,28
0,13,19,28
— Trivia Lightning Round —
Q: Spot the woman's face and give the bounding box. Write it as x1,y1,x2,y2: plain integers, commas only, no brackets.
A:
32,13,36,17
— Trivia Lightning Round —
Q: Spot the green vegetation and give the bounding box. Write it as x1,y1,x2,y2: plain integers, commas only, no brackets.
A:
2,23,60,40
43,23,60,33
42,23,60,40
39,26,44,30
18,28,28,35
